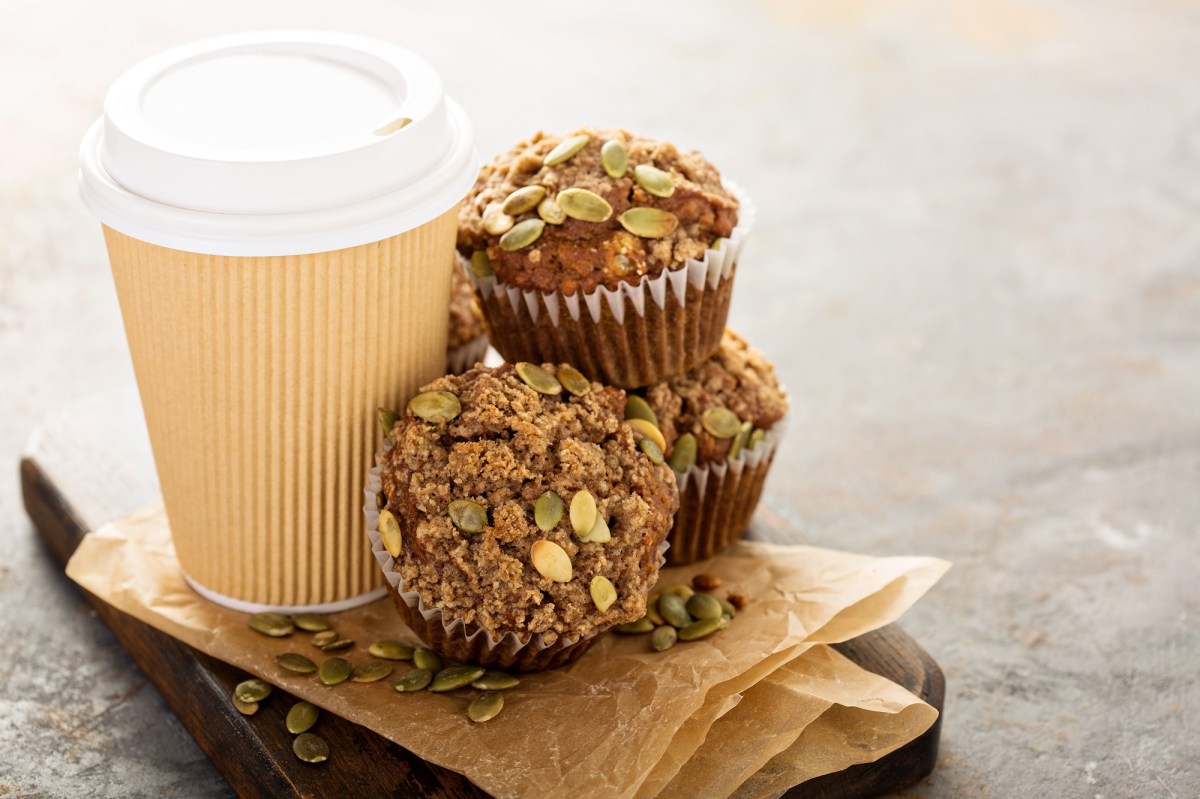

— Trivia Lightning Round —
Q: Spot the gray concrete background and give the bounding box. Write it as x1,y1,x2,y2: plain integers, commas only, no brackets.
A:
2,1,1198,797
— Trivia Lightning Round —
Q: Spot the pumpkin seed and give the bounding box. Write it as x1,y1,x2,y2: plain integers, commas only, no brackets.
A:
687,592,724,621
658,593,693,629
639,437,664,465
531,540,573,582
569,490,598,538
543,134,589,166
692,573,722,591
661,584,696,600
499,218,545,251
318,657,352,686
430,665,486,692
469,250,493,278
701,407,741,439
590,575,618,612
601,140,628,178
378,509,403,558
482,203,514,236
747,428,766,450
626,418,667,453
633,164,675,197
728,420,753,459
617,207,678,238
534,491,565,532
311,630,339,649
668,433,698,473
234,679,272,704
408,390,461,423
378,407,400,443
678,615,730,641
515,362,562,394
448,499,488,534
711,236,727,251
718,598,737,618
651,625,678,652
286,701,320,735
537,196,566,225
623,395,658,426
614,616,655,634
583,514,611,543
292,732,329,764
276,653,317,674
232,696,259,716
557,188,613,222
369,640,415,661
501,185,546,216
350,660,394,683
468,691,504,723
319,638,354,653
471,671,520,691
557,366,590,396
394,667,434,692
646,594,665,626
375,491,386,511
249,612,293,638
413,648,442,672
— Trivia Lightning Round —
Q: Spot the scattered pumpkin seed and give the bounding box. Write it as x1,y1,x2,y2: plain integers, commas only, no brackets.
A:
408,390,461,423
701,407,741,439
377,407,400,442
693,573,722,591
430,665,486,692
319,638,354,653
375,491,386,511
471,671,520,691
499,218,545,251
687,593,724,621
501,185,546,216
482,203,514,236
617,207,678,238
651,625,678,652
468,691,505,723
747,428,766,450
311,631,339,649
729,420,753,459
646,593,665,626
678,615,730,641
234,679,272,704
534,491,565,532
286,701,320,735
718,598,738,618
318,657,352,686
668,433,698,473
600,140,628,178
232,696,259,716
537,196,566,224
449,499,488,534
633,164,675,197
543,134,589,166
394,668,433,692
557,366,590,396
557,188,613,222
378,509,403,558
515,362,563,394
248,612,293,638
626,418,667,453
369,640,415,661
276,653,317,674
614,616,655,634
639,437,664,465
658,593,693,629
569,490,598,538
292,732,329,764
531,540,573,582
413,648,442,672
350,660,394,683
469,250,493,278
661,584,696,601
590,575,618,612
623,395,658,426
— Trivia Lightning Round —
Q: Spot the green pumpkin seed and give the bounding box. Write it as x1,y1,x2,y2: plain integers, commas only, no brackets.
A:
711,236,727,251
293,613,330,632
543,134,589,166
378,407,400,442
623,395,658,426
626,418,667,453
468,691,504,723
537,196,566,225
350,660,394,683
668,433,698,473
292,732,329,764
661,583,696,600
601,140,628,178
686,593,724,621
378,509,403,559
557,366,590,396
633,164,675,198
582,514,611,543
471,671,520,691
319,638,354,653
482,204,514,236
234,679,272,704
747,428,766,450
701,407,741,439
501,185,546,216
499,218,545,251
590,575,618,612
531,539,573,582
286,701,320,735
375,491,386,511
658,593,693,629
569,490,598,538
617,207,678,238
728,420,753,459
430,665,486,692
408,390,461,423
394,667,434,692
248,612,293,638
469,250,493,278
318,657,352,686
448,499,488,534
718,598,737,618
678,615,730,641
368,640,414,661
311,630,339,648
515,362,563,394
232,696,259,715
639,437,664,465
651,625,677,652
413,648,442,672
276,653,317,674
646,593,665,625
614,616,655,634
557,188,613,223
534,491,565,532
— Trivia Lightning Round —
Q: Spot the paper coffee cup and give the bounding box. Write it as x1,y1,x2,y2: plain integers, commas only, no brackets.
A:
79,31,477,612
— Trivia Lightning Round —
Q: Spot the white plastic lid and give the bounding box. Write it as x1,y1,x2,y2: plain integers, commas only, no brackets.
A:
79,31,477,256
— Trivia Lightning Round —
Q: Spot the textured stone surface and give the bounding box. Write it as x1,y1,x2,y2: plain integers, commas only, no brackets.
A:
2,1,1198,797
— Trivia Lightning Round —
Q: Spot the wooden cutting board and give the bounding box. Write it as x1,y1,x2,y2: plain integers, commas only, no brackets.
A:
19,389,943,799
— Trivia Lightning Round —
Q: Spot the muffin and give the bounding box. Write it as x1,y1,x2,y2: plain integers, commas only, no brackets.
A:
458,128,752,387
445,262,489,375
633,330,788,564
366,362,678,671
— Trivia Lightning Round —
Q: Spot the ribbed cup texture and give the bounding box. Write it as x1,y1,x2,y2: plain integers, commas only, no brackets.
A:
104,210,458,607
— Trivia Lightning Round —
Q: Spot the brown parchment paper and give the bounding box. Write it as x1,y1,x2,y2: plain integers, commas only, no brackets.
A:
66,502,948,799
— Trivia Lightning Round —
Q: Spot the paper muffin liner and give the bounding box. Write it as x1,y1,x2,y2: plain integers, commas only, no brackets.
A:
363,441,670,673
465,183,755,388
445,334,490,376
665,418,786,566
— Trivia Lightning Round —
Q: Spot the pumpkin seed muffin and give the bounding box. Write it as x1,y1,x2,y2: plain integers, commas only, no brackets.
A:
374,361,678,670
458,127,752,387
445,263,488,375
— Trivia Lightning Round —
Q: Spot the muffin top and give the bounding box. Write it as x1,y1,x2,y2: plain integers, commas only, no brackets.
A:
458,128,739,296
379,362,678,644
641,330,788,469
446,264,486,352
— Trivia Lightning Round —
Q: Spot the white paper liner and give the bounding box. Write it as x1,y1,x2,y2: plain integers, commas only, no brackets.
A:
675,415,787,495
445,334,490,375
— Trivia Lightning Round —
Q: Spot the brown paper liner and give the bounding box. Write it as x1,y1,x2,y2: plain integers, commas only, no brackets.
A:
445,334,490,375
103,208,459,609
